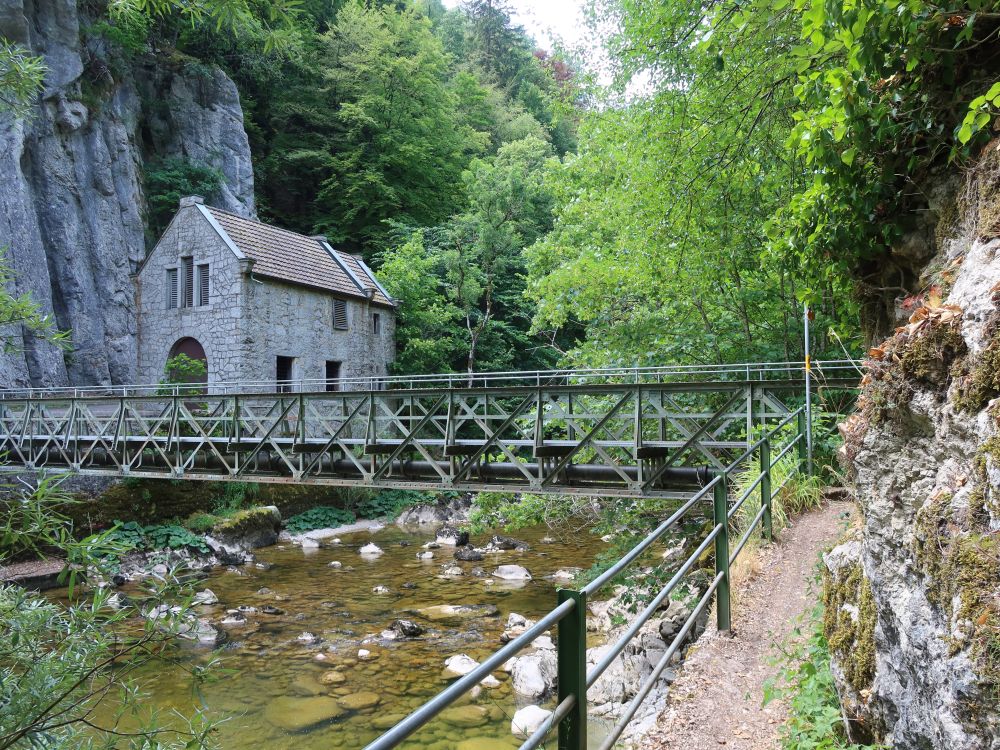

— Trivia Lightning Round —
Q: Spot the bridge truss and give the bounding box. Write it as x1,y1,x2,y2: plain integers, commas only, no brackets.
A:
0,365,858,496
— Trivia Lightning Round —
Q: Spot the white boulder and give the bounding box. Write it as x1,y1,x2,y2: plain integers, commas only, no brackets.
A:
511,705,553,739
493,565,532,581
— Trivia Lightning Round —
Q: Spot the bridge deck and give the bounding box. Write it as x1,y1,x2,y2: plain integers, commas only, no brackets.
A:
0,368,858,496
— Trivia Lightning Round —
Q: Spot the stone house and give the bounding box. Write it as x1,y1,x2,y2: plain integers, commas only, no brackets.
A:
135,196,396,389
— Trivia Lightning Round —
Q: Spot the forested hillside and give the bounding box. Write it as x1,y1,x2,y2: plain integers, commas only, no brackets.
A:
3,0,998,377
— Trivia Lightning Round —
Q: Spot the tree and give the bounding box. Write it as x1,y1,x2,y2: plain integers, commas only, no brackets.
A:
378,232,463,374
526,1,851,367
310,1,477,250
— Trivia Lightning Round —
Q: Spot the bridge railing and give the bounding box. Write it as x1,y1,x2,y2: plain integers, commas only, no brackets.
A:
361,405,810,750
0,359,861,400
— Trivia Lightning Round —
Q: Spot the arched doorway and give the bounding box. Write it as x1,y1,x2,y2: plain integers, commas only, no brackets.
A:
166,337,208,386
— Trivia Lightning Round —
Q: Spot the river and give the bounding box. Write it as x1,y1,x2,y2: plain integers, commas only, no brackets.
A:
116,522,611,750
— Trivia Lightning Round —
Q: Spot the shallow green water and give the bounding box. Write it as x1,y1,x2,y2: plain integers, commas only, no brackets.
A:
120,524,610,750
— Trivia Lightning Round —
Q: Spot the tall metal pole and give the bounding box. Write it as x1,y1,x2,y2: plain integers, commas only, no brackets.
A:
803,303,813,476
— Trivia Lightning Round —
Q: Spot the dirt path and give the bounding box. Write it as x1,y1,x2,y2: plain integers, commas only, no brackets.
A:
644,500,849,750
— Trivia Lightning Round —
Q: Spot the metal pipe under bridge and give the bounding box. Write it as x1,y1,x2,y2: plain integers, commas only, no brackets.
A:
0,360,859,496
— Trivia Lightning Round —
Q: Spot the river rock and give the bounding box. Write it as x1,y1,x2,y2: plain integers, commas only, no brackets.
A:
329,561,343,568
443,654,479,678
485,535,529,552
435,525,469,546
263,696,345,731
439,704,490,728
338,691,381,711
417,551,434,560
359,543,384,557
372,585,390,594
390,619,425,638
511,705,553,739
396,496,471,526
508,650,557,698
552,569,579,582
298,632,318,644
501,612,536,643
454,545,484,562
412,604,499,623
319,670,346,685
301,537,321,550
493,565,532,581
192,588,218,606
456,740,513,750
358,648,375,660
440,565,464,577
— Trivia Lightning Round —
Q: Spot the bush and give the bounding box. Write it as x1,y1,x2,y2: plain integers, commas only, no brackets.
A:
284,506,356,534
144,157,222,237
100,520,210,555
352,489,429,520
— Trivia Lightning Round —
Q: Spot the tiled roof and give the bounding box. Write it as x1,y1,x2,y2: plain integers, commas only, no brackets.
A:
204,206,394,306
341,253,393,307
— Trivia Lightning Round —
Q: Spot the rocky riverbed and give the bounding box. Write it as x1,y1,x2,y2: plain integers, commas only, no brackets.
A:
93,522,615,749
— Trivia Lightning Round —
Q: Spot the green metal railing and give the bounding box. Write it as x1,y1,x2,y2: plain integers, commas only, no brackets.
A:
362,405,811,750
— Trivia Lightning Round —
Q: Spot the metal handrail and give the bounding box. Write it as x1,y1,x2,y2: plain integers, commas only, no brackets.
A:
0,359,862,400
363,597,577,750
361,399,824,750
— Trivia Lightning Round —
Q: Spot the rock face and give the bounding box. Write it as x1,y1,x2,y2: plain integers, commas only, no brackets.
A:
0,0,255,387
834,152,1000,749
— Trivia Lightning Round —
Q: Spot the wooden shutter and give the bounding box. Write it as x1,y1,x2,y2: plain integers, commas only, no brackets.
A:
181,257,194,308
197,264,210,306
166,268,178,309
332,299,348,330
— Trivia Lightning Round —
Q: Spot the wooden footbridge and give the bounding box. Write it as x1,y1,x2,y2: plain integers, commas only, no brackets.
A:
0,361,858,497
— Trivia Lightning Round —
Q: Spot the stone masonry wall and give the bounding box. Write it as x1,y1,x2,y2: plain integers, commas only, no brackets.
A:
239,274,395,386
135,204,245,384
136,204,396,386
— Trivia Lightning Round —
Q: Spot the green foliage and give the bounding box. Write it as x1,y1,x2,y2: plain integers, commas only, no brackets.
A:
211,481,259,516
764,597,882,750
0,480,220,749
765,0,1000,329
467,491,563,533
185,511,220,533
0,250,71,356
100,520,211,554
351,489,428,520
380,135,567,373
284,505,356,533
0,38,46,118
144,157,223,238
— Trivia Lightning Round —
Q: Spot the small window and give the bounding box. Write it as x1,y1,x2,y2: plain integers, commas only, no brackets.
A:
166,268,179,309
196,263,210,306
325,361,341,392
276,356,295,393
181,256,194,308
373,313,381,335
332,298,348,330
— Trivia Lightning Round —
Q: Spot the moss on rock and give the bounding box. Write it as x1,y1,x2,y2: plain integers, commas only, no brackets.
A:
824,561,877,694
912,488,1000,704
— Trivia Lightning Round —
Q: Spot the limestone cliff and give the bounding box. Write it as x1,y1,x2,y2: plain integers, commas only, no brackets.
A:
0,0,255,387
829,147,1000,749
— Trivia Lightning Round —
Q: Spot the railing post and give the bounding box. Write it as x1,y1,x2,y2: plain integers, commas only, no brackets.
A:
760,436,772,542
557,587,587,750
713,476,732,634
796,409,808,475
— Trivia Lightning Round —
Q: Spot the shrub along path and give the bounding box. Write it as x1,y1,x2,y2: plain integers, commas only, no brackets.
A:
644,499,849,750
